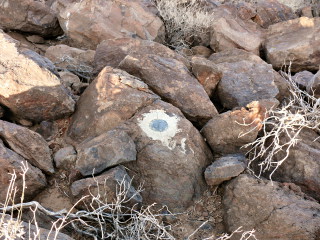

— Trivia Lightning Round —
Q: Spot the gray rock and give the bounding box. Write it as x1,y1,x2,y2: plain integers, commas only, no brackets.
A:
205,154,246,185
53,146,77,170
76,130,136,176
293,70,314,89
306,70,320,98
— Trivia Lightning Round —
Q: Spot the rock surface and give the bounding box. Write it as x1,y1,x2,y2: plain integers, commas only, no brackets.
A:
119,54,218,124
264,17,320,72
205,154,246,186
307,70,320,98
53,146,77,170
67,67,159,143
293,70,314,89
0,31,75,122
76,129,136,176
122,100,213,210
0,120,54,174
53,0,165,49
223,174,320,240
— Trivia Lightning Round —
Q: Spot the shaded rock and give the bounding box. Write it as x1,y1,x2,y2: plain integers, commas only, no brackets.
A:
0,120,54,174
119,54,218,125
0,140,47,203
76,130,136,176
205,154,246,186
52,0,165,49
201,99,279,154
277,0,315,12
32,121,57,141
71,166,142,209
190,46,213,58
26,35,45,44
253,0,296,28
264,17,320,72
0,0,62,37
272,129,320,201
0,31,75,122
209,49,282,109
223,174,320,240
67,67,159,143
53,146,77,170
293,70,314,89
0,106,4,118
59,71,81,89
122,100,213,211
307,70,320,98
93,38,190,75
191,57,222,98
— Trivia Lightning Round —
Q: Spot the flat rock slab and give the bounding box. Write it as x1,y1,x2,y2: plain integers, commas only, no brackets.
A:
205,154,246,186
76,129,136,176
0,120,54,174
67,67,159,143
119,54,218,125
223,174,320,240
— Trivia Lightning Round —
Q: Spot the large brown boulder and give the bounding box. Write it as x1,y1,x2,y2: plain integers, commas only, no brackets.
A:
52,0,165,49
209,49,283,109
0,120,54,174
119,54,218,125
223,174,320,240
0,31,75,122
93,38,190,75
0,140,47,203
264,17,320,72
0,0,62,37
122,100,213,211
67,67,159,143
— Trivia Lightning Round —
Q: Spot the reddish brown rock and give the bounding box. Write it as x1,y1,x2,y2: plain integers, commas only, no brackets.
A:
93,38,190,75
190,46,213,58
0,140,47,203
52,0,165,49
264,17,320,72
0,31,75,122
67,67,159,143
0,0,62,37
191,57,222,97
223,174,320,240
122,100,213,211
0,120,54,174
119,54,218,124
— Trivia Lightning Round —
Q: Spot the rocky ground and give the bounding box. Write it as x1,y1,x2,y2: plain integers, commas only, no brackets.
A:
0,0,320,239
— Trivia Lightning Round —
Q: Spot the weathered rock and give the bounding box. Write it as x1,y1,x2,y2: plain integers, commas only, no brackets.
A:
53,146,77,170
71,166,142,209
76,130,136,176
205,154,246,186
201,99,279,154
52,0,165,49
93,38,190,75
0,106,4,118
0,0,62,37
119,54,218,124
67,67,159,143
264,17,320,72
190,46,213,58
0,140,47,203
209,49,282,109
32,121,57,141
277,0,315,12
307,70,320,98
26,35,45,44
253,0,296,28
0,120,54,174
122,100,213,210
191,57,222,98
293,70,314,89
272,129,320,201
59,71,81,89
223,174,320,240
0,31,75,122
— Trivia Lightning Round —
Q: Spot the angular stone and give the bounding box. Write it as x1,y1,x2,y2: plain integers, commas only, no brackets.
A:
53,146,77,170
205,154,246,186
67,67,159,143
264,17,320,72
0,120,54,174
201,99,279,154
59,71,81,88
70,166,142,209
76,130,136,176
52,0,165,49
191,57,222,97
307,70,320,98
93,38,190,75
119,54,218,125
0,140,47,203
223,174,320,240
0,0,62,37
0,31,75,122
122,100,213,211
